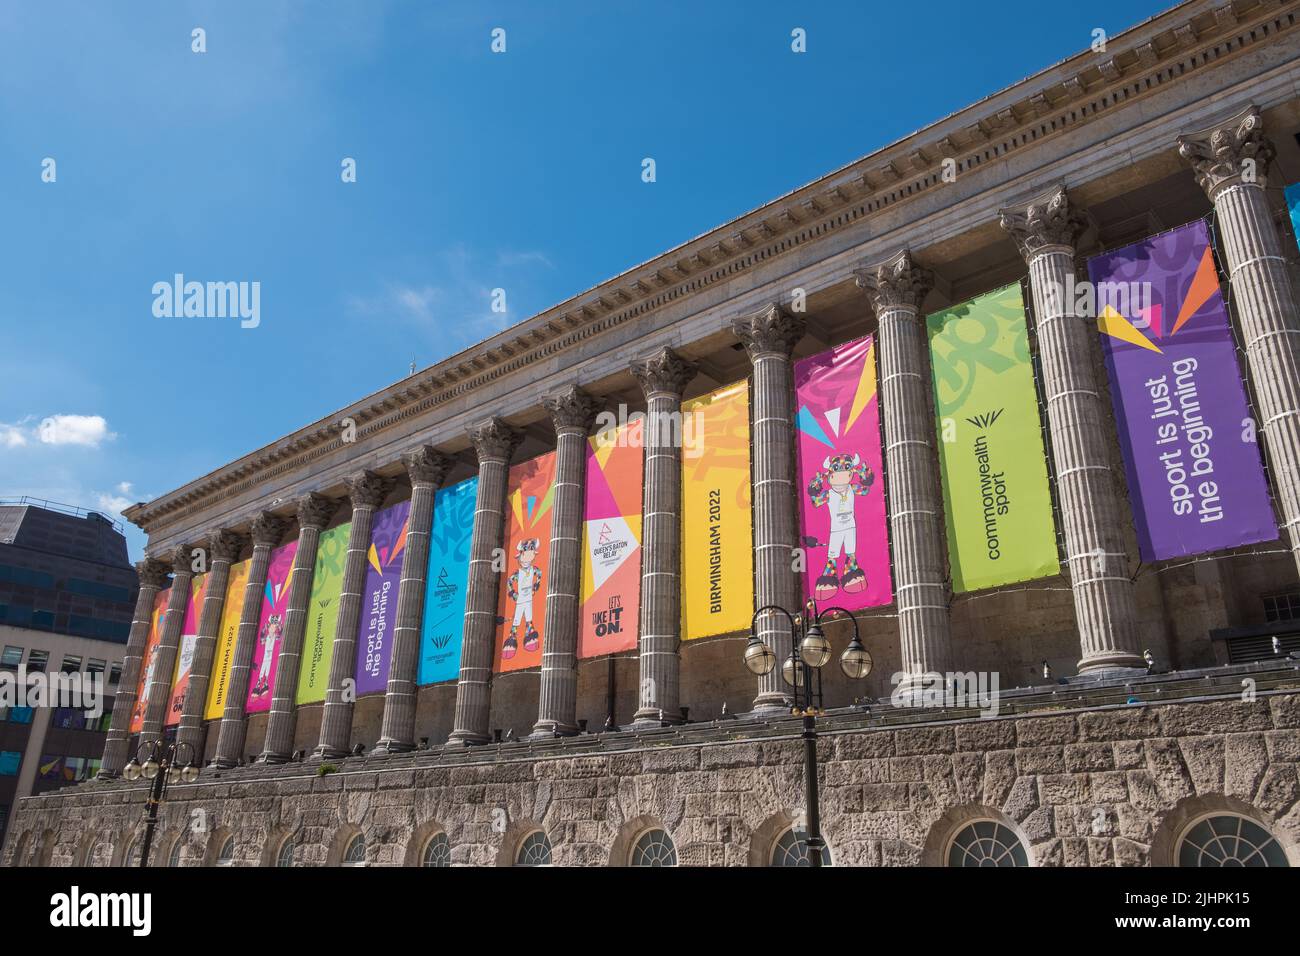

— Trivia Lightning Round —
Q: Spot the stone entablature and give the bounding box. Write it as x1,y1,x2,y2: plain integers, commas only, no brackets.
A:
8,682,1299,867
123,0,1299,550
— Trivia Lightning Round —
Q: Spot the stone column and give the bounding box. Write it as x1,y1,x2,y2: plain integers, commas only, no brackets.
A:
258,493,338,762
532,386,602,737
1179,106,1300,576
98,558,170,778
138,546,195,749
856,251,955,689
314,472,394,759
1000,186,1145,675
212,512,287,767
176,529,244,754
630,347,697,727
732,305,806,715
375,447,451,754
447,419,522,747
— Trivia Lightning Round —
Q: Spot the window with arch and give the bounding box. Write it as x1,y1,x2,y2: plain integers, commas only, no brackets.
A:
515,830,552,867
771,828,832,867
167,838,184,868
215,837,236,867
276,836,295,868
630,829,677,867
422,832,451,868
1177,815,1290,867
124,838,142,868
946,820,1028,867
342,834,367,867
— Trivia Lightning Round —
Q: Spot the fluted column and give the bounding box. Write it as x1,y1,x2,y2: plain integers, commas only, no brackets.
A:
176,529,244,754
314,472,394,758
375,447,451,754
98,558,170,778
856,252,955,689
733,306,806,715
1179,106,1300,576
1000,187,1144,675
138,547,195,748
448,419,522,746
258,493,339,762
533,386,602,737
212,512,287,767
630,347,697,727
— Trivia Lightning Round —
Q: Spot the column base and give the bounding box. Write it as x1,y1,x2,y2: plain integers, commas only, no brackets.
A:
1077,651,1148,678
208,757,240,770
1074,662,1150,680
254,751,290,765
529,721,578,740
630,709,682,730
95,769,120,781
308,746,349,761
370,739,414,756
444,731,489,748
749,695,793,719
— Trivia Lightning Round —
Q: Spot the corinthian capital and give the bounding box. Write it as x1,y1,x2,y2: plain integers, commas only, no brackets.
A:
854,250,934,313
168,546,194,576
629,346,697,399
207,528,246,564
344,471,394,510
402,445,452,486
999,186,1091,261
1178,105,1274,199
295,492,339,530
732,303,806,359
135,558,171,590
468,418,523,464
250,512,289,548
543,386,602,432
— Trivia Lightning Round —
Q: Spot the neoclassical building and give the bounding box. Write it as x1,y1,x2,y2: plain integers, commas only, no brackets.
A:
6,0,1300,867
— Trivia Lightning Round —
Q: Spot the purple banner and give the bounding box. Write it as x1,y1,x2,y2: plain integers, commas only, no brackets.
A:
354,499,411,696
1087,219,1276,561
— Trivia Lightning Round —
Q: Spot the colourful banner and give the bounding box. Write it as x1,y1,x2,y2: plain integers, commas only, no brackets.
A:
1088,219,1277,560
296,522,350,705
928,284,1060,592
495,453,556,672
245,540,298,713
129,587,170,733
794,337,892,610
579,419,643,659
419,478,477,685
682,381,754,639
1286,182,1300,254
165,574,208,726
204,559,250,720
355,500,411,695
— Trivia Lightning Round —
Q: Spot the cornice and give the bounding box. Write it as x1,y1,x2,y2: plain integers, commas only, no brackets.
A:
125,0,1297,539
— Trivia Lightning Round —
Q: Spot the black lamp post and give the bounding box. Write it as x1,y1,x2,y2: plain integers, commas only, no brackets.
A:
743,602,872,867
122,739,199,867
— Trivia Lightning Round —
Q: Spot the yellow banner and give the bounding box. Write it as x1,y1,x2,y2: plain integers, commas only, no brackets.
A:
681,381,753,640
204,558,250,720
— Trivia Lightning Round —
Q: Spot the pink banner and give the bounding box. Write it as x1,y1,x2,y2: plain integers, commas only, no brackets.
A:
245,540,298,714
794,335,893,610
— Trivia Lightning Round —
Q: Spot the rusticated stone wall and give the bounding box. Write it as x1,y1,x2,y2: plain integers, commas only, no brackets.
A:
5,691,1299,867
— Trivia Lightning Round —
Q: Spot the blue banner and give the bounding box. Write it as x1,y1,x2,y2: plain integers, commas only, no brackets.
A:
418,476,478,684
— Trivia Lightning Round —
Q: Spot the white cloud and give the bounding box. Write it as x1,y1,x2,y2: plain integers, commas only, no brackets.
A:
0,424,27,448
96,481,140,517
37,414,115,447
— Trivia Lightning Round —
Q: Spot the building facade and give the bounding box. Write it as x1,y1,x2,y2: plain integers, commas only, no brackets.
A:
6,0,1300,867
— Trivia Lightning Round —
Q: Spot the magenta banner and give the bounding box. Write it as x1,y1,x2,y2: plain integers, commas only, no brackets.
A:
354,499,411,696
1087,219,1277,561
245,540,298,714
794,335,893,610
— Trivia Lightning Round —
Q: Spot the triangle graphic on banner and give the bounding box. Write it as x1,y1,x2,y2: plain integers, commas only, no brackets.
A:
845,344,878,433
587,516,636,591
824,408,841,437
1099,305,1163,353
797,406,833,447
1172,245,1219,335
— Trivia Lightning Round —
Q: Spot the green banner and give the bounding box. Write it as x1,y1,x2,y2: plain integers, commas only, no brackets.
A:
296,522,350,704
928,283,1058,592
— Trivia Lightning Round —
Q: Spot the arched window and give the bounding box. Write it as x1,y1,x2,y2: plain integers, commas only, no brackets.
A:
422,833,451,868
276,837,295,868
124,837,142,868
167,838,184,868
515,831,552,867
215,837,236,867
771,828,832,867
946,820,1028,867
342,834,367,867
1177,815,1290,867
630,829,677,867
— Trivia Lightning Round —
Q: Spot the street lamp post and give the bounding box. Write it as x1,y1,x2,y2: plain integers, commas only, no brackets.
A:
743,602,873,868
122,739,199,867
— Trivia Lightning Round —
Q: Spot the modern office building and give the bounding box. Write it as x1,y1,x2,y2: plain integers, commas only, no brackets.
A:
6,0,1300,867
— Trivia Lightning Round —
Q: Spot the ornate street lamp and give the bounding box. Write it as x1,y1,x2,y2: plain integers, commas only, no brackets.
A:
744,602,872,868
122,739,198,867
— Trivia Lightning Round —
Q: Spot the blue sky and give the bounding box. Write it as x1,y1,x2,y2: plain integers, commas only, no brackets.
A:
0,0,1172,559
